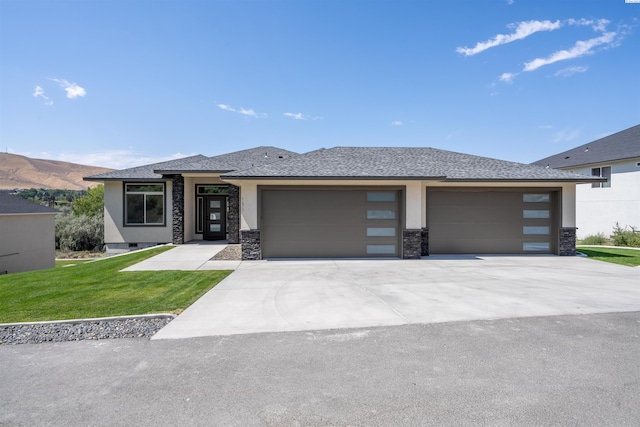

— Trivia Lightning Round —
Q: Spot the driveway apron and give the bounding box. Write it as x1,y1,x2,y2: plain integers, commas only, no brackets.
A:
152,256,640,339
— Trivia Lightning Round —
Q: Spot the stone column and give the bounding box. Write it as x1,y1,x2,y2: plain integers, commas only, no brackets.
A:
421,227,429,256
241,229,261,260
402,229,422,259
559,227,577,256
227,185,240,244
171,175,184,245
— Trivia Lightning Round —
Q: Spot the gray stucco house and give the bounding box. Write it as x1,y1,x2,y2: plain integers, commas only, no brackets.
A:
533,124,640,239
0,192,57,274
85,146,600,259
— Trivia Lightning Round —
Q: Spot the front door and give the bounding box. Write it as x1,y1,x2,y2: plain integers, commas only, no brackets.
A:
203,196,226,240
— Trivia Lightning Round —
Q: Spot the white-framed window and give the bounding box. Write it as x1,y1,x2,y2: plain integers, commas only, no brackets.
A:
591,166,611,188
124,183,165,225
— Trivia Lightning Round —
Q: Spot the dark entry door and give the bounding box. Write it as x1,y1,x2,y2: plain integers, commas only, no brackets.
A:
203,196,226,240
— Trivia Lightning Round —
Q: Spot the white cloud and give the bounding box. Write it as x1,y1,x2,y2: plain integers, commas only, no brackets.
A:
554,65,588,77
50,78,86,99
284,112,308,120
523,32,616,72
553,128,581,143
217,103,267,118
507,0,515,4
538,125,553,129
567,18,610,32
33,85,53,105
499,72,517,83
391,121,403,126
456,20,561,56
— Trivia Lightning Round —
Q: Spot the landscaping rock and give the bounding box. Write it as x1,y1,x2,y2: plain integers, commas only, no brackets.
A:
0,316,173,345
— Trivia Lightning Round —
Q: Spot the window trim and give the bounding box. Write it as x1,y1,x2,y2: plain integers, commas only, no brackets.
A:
591,166,611,188
123,182,166,227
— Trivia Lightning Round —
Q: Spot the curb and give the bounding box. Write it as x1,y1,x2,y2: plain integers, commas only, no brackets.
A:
0,313,176,328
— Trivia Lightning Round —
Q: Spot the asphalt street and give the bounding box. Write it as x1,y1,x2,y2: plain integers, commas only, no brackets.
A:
1,311,639,426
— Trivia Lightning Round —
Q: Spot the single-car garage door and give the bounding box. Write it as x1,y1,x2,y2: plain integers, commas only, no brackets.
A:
262,188,401,258
428,188,557,254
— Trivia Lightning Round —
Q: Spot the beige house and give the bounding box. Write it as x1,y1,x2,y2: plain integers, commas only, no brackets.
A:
0,192,57,274
86,146,601,259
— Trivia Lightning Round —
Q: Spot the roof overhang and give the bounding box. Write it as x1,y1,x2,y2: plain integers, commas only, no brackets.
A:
154,169,234,175
220,175,448,181
83,177,169,182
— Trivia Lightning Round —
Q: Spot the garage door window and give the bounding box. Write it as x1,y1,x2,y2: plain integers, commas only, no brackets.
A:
523,194,550,203
523,226,549,235
367,244,396,254
367,192,396,202
367,210,396,219
523,210,549,219
523,242,550,251
367,227,396,237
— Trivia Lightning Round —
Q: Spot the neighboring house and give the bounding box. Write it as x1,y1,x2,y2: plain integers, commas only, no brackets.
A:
532,125,640,239
85,145,600,259
0,192,57,274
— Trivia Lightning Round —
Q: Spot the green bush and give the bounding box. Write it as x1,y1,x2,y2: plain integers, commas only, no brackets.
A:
580,233,608,245
56,213,104,252
611,222,640,248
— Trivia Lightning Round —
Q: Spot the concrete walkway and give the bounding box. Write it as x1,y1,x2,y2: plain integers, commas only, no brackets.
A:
152,255,640,340
121,241,241,271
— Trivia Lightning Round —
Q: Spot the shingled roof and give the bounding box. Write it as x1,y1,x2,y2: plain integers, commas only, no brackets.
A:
532,124,640,169
84,147,299,181
84,155,209,181
221,146,599,182
153,147,297,174
0,192,58,215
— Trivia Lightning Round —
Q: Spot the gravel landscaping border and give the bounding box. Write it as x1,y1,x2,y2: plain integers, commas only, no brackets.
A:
0,314,175,345
211,244,241,260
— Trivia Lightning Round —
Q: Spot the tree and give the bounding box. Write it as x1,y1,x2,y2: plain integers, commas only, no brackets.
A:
73,185,104,217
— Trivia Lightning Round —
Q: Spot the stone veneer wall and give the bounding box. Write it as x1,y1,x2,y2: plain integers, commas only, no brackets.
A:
171,175,184,245
402,229,422,259
559,227,577,256
241,229,261,260
227,185,240,244
421,227,429,256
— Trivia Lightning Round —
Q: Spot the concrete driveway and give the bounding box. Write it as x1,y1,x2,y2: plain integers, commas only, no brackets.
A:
153,255,640,339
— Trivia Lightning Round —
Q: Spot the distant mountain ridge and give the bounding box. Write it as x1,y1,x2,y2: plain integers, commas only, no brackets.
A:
0,153,113,190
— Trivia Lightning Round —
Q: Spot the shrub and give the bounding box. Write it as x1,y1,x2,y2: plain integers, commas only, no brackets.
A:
56,213,104,252
611,222,640,248
73,185,104,217
580,233,608,245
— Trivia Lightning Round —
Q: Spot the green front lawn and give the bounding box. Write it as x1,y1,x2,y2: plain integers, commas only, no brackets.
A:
577,246,640,267
0,247,232,323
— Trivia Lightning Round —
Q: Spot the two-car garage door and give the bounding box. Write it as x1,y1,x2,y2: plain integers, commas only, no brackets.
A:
261,189,401,258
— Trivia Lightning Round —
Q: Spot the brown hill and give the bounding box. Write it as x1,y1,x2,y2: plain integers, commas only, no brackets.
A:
0,153,113,190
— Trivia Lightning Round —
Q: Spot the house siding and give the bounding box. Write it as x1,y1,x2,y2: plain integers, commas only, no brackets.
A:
562,158,640,238
0,213,56,274
103,181,173,254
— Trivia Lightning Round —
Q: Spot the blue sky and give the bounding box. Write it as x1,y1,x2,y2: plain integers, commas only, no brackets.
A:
1,0,639,169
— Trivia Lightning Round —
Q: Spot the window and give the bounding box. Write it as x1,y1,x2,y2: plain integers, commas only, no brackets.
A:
197,185,229,195
367,210,396,219
523,194,550,203
367,192,396,202
591,166,611,188
523,210,550,219
523,242,550,252
366,244,396,255
124,183,165,225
